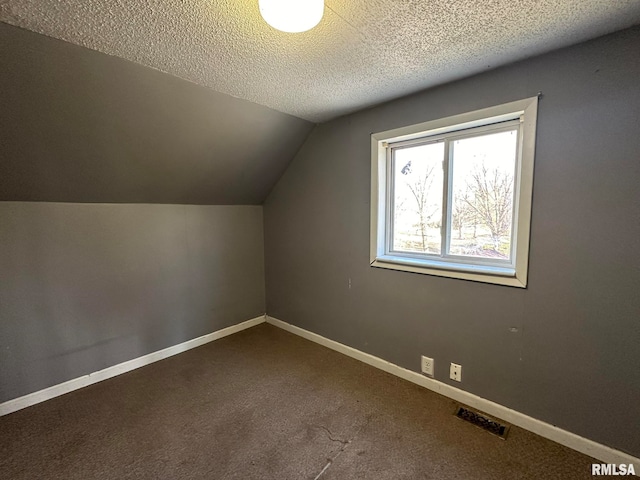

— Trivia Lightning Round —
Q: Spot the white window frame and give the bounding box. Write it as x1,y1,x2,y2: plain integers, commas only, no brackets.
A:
370,97,538,288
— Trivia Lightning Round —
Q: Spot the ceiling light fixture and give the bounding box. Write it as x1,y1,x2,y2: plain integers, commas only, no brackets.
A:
259,0,324,33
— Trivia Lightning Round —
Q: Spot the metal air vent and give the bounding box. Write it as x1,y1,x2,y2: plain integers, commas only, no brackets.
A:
454,406,510,439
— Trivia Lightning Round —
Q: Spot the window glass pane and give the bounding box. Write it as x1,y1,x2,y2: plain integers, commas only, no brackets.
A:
392,142,444,254
449,129,517,260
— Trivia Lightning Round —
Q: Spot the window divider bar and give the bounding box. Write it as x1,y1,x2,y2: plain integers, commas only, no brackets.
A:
441,139,452,257
385,147,395,255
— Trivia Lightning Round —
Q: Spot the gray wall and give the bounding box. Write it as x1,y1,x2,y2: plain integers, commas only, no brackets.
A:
0,202,265,402
0,22,314,205
0,22,277,404
264,27,640,456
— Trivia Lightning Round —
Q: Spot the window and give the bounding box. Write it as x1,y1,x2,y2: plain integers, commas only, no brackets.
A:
370,97,538,287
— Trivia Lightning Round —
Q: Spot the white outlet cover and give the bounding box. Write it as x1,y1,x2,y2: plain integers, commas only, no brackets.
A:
421,356,434,377
450,363,462,382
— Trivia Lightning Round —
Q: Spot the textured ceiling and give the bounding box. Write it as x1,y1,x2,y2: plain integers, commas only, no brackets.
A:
1,1,640,122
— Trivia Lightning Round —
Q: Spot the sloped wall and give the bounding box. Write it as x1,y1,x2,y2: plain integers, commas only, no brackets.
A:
0,22,314,205
0,22,288,402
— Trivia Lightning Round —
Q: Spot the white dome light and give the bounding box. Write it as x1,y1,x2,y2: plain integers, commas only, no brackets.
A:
259,0,324,33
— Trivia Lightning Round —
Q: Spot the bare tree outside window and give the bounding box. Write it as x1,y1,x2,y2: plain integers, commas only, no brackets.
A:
392,143,444,254
402,161,439,251
390,130,517,261
452,189,475,240
449,130,517,259
464,163,513,250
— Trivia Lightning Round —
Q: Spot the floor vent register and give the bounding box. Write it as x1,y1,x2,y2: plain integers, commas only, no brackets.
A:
454,406,510,439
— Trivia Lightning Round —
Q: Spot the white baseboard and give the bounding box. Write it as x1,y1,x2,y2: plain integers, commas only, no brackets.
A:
0,315,266,416
3,313,637,469
266,315,639,469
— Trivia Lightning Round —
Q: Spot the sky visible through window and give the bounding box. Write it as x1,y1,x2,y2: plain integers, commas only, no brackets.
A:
393,142,444,254
392,129,517,260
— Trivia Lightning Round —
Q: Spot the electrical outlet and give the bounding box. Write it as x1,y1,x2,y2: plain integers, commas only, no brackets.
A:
450,363,462,382
421,356,434,377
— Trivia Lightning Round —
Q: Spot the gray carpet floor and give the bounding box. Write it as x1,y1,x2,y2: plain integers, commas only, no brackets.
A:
1,323,599,479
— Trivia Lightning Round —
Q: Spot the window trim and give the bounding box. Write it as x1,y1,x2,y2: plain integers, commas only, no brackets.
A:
370,97,538,288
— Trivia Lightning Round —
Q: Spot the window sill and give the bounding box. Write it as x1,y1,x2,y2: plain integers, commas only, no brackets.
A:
371,255,526,288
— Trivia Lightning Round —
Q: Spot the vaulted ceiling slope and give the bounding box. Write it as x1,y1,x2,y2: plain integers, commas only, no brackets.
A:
2,1,640,122
0,22,314,205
